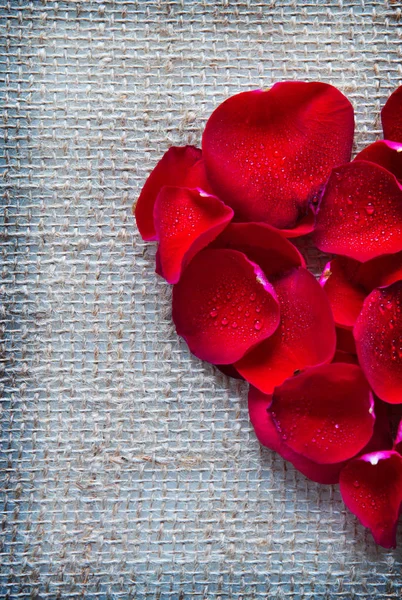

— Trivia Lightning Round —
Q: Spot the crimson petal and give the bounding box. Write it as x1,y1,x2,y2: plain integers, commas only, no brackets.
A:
154,187,233,284
355,140,402,182
340,451,402,548
135,146,202,241
212,222,305,278
381,85,402,143
336,327,357,355
320,258,366,329
235,268,336,394
354,281,402,404
394,419,402,455
268,364,375,464
248,386,345,484
314,161,402,261
202,82,354,231
172,249,280,364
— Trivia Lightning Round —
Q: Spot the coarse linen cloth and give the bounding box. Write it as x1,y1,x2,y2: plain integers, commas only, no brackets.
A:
1,1,402,598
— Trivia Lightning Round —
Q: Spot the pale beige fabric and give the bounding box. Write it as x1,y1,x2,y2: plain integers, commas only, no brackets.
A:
1,1,402,598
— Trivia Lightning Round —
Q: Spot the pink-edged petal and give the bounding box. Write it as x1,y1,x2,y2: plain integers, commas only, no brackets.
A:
381,85,402,143
172,249,280,364
248,386,345,484
215,364,244,380
277,208,315,238
320,258,366,329
202,82,354,230
212,222,304,278
235,268,336,394
135,146,202,241
336,327,357,355
340,451,402,548
314,161,402,261
154,187,233,284
394,419,402,455
355,140,402,182
268,364,375,464
354,281,402,404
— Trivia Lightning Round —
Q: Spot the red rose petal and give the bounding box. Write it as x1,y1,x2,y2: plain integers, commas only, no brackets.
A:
235,268,336,394
268,364,375,464
333,350,358,365
154,187,233,284
340,451,402,548
363,398,393,455
314,161,402,261
248,386,345,484
172,249,280,364
354,281,402,404
355,140,402,182
202,82,354,230
135,146,202,241
278,209,315,239
356,251,402,291
212,222,305,278
381,85,402,143
183,159,213,193
320,258,366,329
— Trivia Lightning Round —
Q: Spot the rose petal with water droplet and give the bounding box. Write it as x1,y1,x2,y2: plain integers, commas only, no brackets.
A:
355,140,402,182
381,85,402,143
354,281,402,404
154,187,233,283
340,451,402,548
268,363,375,464
235,268,336,394
211,222,304,278
172,249,280,364
248,386,346,484
314,161,402,261
202,82,354,232
135,146,202,240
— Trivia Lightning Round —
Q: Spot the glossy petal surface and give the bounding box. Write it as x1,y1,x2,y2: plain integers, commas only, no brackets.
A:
355,140,402,182
354,281,402,404
381,85,402,143
202,82,354,230
269,364,375,464
212,222,304,278
340,451,402,548
248,386,345,484
235,268,336,394
320,258,366,328
154,187,233,284
314,161,402,261
172,249,280,364
135,146,202,240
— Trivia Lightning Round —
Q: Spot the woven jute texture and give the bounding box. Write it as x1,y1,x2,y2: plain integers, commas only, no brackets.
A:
1,1,402,598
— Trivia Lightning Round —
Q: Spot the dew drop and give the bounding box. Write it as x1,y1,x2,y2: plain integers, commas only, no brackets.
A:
250,293,256,301
254,320,262,331
365,203,375,216
353,480,360,488
232,322,238,329
210,309,218,318
221,317,228,326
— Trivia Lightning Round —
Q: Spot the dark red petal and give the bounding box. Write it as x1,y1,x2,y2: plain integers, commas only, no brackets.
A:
336,327,357,355
355,140,402,182
278,209,315,238
314,161,402,261
155,247,163,277
154,187,233,284
362,398,393,455
135,146,202,241
340,451,402,548
202,82,354,230
248,386,345,484
332,351,358,365
268,364,375,464
320,258,366,329
172,249,280,364
381,85,402,143
354,281,402,404
212,222,304,278
355,251,402,291
215,364,244,380
235,268,336,394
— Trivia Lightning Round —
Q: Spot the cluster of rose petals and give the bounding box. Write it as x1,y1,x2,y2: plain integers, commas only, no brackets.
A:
134,82,402,548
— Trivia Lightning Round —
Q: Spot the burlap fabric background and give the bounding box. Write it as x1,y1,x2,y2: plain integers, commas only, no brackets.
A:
1,1,402,598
